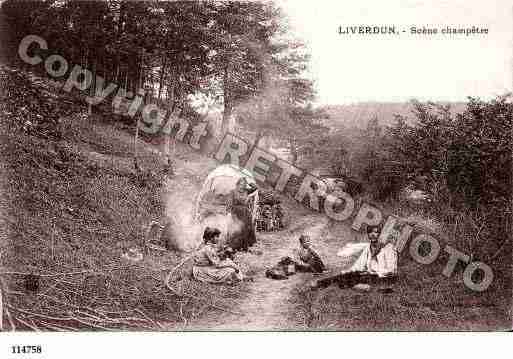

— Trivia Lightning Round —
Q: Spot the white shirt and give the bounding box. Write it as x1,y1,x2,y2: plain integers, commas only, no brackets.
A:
351,242,398,277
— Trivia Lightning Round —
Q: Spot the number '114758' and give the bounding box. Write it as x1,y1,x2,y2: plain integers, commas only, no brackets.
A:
11,345,42,354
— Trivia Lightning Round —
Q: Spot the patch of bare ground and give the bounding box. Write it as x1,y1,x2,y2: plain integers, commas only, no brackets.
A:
181,203,349,330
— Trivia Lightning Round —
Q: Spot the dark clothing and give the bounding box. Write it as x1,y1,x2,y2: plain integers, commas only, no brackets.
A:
298,247,326,273
314,271,398,289
226,188,256,251
266,253,325,281
265,257,296,280
228,188,249,207
369,241,385,259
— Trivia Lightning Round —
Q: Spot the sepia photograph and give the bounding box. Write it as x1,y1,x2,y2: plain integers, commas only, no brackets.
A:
0,0,511,344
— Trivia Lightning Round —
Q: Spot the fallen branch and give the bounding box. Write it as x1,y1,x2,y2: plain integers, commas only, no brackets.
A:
179,298,190,328
0,278,15,331
0,270,95,277
36,320,74,332
0,285,3,331
488,236,511,262
135,308,164,330
16,316,40,331
71,316,115,331
77,310,149,325
7,304,73,322
5,305,16,331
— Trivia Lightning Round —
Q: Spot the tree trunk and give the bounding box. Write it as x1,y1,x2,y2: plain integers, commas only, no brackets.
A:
168,65,177,109
254,131,263,148
251,99,266,153
161,64,180,173
115,59,120,84
133,48,146,173
290,139,298,164
247,130,264,163
114,3,123,84
221,63,232,136
88,61,96,115
138,48,144,94
134,112,140,172
158,57,166,102
222,100,233,136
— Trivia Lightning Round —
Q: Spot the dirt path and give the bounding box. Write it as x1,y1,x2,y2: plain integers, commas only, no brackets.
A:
183,213,335,330
162,145,354,330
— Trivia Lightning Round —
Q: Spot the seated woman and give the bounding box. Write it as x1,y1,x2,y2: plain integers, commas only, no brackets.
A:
313,226,398,289
192,227,243,285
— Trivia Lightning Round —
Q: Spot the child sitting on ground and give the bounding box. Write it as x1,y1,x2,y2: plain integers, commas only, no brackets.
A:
295,234,326,273
266,235,326,280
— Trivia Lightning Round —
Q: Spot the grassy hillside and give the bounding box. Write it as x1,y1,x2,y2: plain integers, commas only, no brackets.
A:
290,202,511,331
0,65,509,331
0,65,245,331
292,259,511,330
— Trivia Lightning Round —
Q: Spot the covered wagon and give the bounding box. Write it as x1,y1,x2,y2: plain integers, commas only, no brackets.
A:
195,164,259,251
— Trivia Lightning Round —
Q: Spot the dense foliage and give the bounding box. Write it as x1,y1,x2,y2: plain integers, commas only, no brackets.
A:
3,0,510,263
370,98,512,209
2,0,319,141
308,97,512,262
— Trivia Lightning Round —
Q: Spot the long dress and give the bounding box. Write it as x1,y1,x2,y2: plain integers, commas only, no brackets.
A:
192,244,243,284
226,188,256,251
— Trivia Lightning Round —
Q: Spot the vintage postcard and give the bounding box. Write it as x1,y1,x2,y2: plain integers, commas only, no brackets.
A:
0,0,511,349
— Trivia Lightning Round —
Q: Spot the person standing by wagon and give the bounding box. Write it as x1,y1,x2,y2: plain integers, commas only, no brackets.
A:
226,178,257,251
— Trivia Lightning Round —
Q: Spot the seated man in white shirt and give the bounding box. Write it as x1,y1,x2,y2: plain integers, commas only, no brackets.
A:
350,225,398,277
312,225,398,289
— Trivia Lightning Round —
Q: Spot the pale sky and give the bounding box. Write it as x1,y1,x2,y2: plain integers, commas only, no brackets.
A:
278,0,512,104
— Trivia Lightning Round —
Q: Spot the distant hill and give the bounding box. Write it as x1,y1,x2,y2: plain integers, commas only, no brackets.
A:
319,101,467,130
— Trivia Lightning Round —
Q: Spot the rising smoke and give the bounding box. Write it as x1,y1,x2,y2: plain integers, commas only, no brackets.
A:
164,178,245,251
